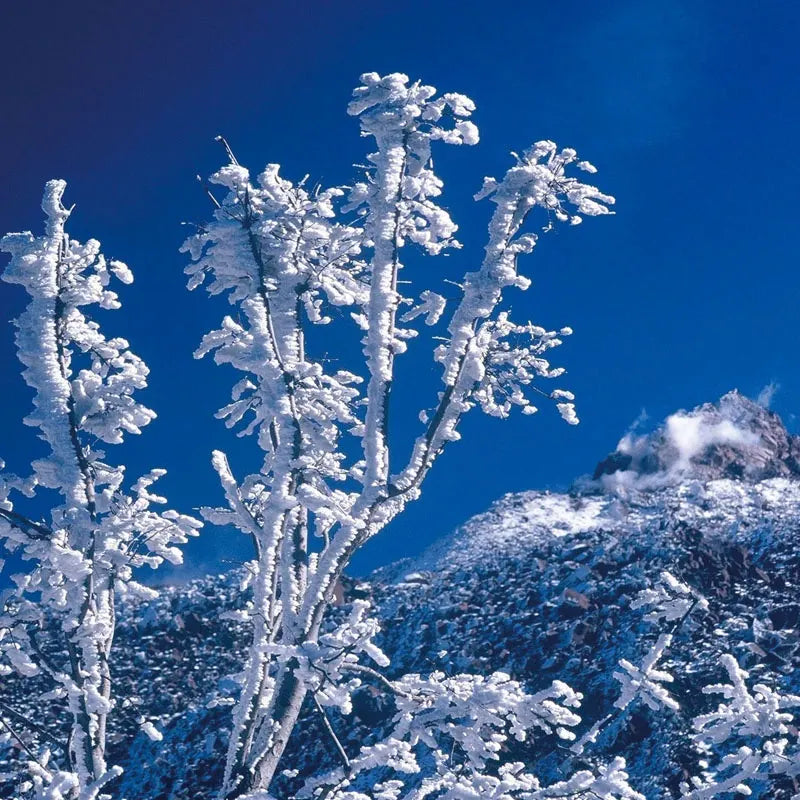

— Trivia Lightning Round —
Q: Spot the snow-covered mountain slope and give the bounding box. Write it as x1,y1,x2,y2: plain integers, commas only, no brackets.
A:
2,391,800,799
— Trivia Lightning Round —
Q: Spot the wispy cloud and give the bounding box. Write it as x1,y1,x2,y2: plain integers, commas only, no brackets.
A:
756,381,780,409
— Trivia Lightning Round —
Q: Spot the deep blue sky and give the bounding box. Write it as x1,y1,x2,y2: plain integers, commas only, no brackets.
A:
1,1,798,580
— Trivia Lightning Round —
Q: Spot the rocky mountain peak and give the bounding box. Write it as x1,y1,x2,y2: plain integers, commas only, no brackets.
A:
592,390,800,487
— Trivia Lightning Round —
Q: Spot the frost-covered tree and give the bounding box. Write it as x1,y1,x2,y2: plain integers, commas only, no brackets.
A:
183,72,615,799
0,182,200,799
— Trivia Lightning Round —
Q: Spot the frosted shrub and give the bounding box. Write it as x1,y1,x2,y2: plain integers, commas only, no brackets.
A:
0,182,200,797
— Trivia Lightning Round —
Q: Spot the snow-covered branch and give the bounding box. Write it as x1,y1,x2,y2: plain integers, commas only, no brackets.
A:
0,182,199,798
681,655,800,798
388,141,614,513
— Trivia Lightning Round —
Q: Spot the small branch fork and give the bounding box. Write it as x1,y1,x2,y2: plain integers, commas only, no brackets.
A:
0,508,52,540
0,700,66,752
0,713,46,768
312,695,351,774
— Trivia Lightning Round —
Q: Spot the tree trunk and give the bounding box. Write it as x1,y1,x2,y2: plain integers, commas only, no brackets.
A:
225,661,307,799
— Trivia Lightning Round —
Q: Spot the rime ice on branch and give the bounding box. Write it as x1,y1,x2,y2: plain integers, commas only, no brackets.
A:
0,181,200,799
184,72,614,799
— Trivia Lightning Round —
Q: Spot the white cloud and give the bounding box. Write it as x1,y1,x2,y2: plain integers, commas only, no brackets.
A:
756,382,780,409
664,412,757,472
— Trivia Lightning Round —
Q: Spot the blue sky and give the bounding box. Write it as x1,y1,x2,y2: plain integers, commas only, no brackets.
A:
1,0,798,578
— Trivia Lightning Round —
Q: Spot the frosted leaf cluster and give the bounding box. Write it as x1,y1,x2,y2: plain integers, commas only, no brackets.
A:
300,666,585,800
468,314,576,419
306,757,644,800
183,158,366,473
631,570,709,625
613,574,707,715
571,571,708,759
0,182,199,798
